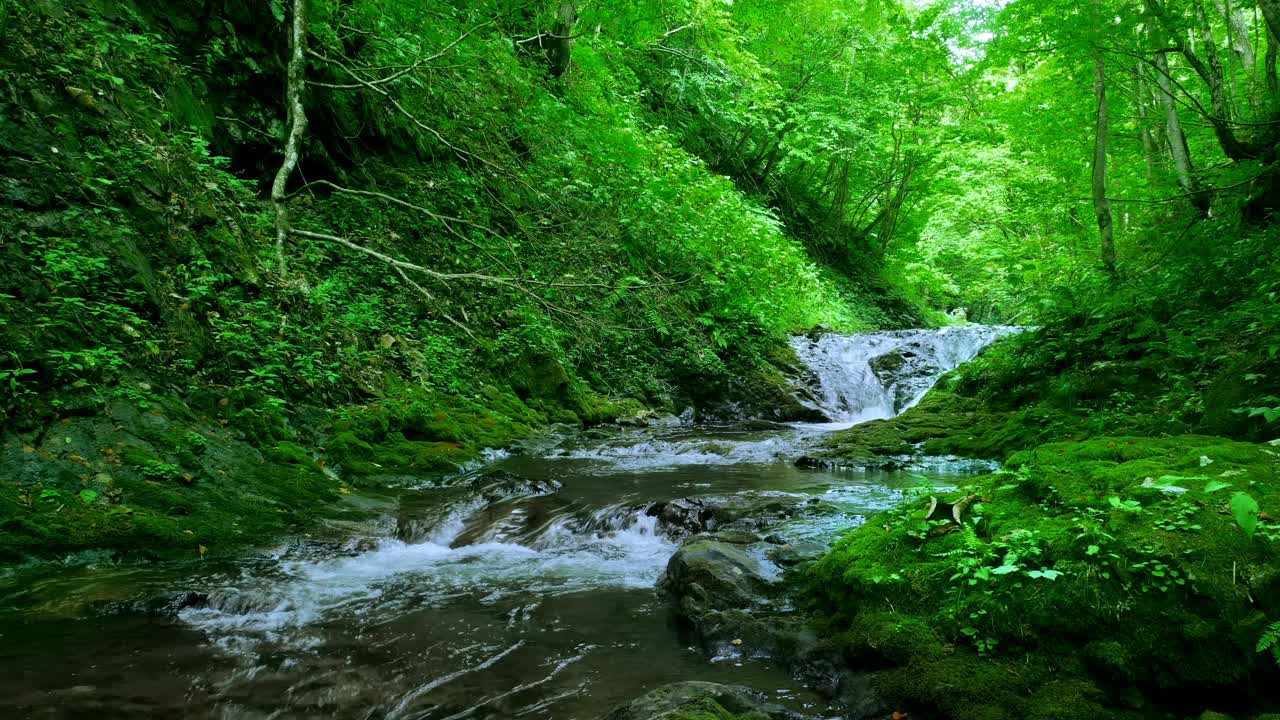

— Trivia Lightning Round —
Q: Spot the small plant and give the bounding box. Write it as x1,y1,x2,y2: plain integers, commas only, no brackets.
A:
960,625,999,655
139,460,183,481
1258,621,1280,667
1154,502,1202,533
1231,492,1261,539
1128,558,1185,593
1107,496,1143,514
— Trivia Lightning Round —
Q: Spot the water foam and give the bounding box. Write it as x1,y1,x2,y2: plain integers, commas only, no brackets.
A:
789,326,1021,423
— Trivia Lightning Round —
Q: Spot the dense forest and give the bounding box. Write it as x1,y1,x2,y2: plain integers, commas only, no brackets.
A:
1,0,1279,718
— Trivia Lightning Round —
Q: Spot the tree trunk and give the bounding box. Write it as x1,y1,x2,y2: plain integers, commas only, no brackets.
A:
1151,0,1258,160
1214,0,1256,71
1260,0,1280,45
1269,27,1280,91
1092,43,1117,275
1154,49,1212,216
1136,62,1159,183
272,0,310,279
548,1,577,78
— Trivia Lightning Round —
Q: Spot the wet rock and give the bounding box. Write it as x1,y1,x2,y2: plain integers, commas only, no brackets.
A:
766,540,826,567
603,681,805,720
471,470,561,502
660,538,774,614
647,497,717,536
868,349,907,378
140,590,209,616
706,529,761,545
740,419,794,431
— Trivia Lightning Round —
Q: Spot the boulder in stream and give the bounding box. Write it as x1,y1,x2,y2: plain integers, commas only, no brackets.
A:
660,538,775,614
603,681,805,720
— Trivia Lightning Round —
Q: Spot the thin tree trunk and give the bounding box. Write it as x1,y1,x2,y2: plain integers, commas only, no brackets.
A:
1154,49,1212,215
272,0,310,279
1093,42,1116,275
1268,27,1280,91
1136,62,1158,183
1216,0,1257,69
1191,0,1235,121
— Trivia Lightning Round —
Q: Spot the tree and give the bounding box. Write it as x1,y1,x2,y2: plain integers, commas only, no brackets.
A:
1092,0,1116,274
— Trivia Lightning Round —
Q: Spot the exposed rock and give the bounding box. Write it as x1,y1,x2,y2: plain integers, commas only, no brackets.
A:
766,540,826,567
647,497,717,537
139,590,209,616
706,529,762,545
471,469,561,502
603,681,805,720
660,538,775,615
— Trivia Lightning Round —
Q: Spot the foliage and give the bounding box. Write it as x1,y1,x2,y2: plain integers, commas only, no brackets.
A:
808,434,1280,716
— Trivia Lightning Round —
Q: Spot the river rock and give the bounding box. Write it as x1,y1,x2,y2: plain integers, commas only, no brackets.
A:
766,540,826,566
471,470,561,501
603,681,804,720
647,497,717,536
660,538,774,614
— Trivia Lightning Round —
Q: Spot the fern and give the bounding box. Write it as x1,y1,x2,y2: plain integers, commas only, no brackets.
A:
270,0,285,23
1257,621,1280,666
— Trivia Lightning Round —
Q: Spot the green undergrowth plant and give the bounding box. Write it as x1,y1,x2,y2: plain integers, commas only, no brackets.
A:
806,434,1280,717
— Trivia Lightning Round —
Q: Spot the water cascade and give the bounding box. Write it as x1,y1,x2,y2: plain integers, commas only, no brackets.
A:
789,326,1022,424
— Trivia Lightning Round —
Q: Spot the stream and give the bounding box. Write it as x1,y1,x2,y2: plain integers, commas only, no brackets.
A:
0,327,1017,720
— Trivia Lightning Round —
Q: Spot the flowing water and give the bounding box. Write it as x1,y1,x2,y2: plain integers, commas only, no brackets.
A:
0,327,1016,720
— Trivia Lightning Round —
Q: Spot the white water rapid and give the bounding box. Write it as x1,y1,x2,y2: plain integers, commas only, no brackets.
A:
789,325,1021,424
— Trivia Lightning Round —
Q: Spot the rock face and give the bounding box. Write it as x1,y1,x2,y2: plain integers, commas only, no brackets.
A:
660,538,774,614
603,681,804,720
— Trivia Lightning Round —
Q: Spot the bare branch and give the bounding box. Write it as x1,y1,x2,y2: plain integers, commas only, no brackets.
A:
317,17,496,90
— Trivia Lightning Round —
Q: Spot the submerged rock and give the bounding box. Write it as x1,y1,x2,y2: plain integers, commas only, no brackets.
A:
603,681,805,720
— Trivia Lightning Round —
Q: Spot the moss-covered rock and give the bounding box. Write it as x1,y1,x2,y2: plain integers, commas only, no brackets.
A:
805,434,1280,718
661,538,775,616
817,389,1078,464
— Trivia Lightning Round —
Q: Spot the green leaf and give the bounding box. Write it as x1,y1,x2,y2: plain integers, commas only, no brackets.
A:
78,489,99,504
1203,480,1232,493
1086,544,1100,556
1231,492,1260,539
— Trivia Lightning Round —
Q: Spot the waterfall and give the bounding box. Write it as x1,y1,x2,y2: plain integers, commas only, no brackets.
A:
789,326,1021,424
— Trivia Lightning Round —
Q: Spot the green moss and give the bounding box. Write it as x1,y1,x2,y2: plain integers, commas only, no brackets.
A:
806,434,1280,717
819,390,1080,463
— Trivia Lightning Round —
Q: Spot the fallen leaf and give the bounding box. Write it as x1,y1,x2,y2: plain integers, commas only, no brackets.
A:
22,445,34,454
379,334,397,347
183,530,194,535
892,713,910,720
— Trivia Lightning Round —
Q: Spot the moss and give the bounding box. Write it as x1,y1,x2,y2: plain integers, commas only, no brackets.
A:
819,390,1080,463
805,434,1280,718
263,440,313,466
